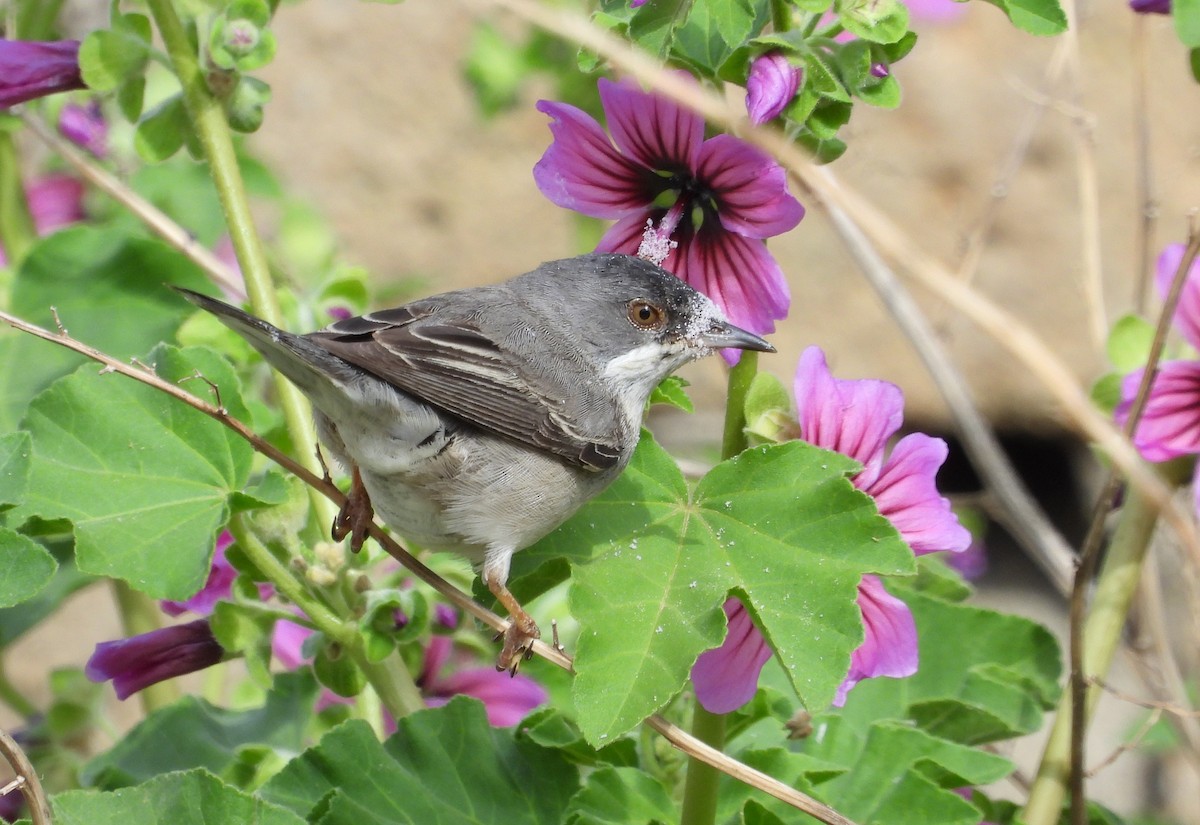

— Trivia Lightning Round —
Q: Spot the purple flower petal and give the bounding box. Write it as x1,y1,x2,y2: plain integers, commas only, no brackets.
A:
834,575,918,706
26,174,85,233
691,599,774,714
533,99,659,218
866,433,971,556
794,346,903,488
161,531,238,616
421,635,547,726
0,39,85,108
1117,361,1200,461
86,620,224,700
1154,243,1200,350
597,76,704,173
905,0,970,22
58,100,108,158
944,536,988,580
746,52,802,125
272,618,313,669
1130,0,1171,13
697,134,805,239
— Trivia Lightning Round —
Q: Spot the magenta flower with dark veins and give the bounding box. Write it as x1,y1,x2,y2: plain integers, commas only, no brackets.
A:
692,346,970,712
420,635,547,727
534,77,804,359
746,52,803,125
1117,244,1200,511
0,39,85,108
86,620,225,699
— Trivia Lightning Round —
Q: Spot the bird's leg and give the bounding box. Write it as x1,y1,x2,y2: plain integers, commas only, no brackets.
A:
485,573,541,675
332,464,374,553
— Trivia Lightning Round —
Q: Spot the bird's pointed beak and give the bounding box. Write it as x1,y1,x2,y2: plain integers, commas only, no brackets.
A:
700,322,775,353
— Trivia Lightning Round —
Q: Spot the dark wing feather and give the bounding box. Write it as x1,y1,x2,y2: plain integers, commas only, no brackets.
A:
308,305,623,471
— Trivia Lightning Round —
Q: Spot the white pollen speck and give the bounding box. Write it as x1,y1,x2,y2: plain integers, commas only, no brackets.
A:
636,554,642,561
655,626,663,634
689,581,697,588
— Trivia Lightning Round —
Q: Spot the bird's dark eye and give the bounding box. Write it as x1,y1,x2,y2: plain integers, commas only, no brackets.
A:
627,299,666,330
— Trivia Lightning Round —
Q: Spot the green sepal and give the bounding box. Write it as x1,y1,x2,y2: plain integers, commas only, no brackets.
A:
134,94,189,163
78,13,151,92
313,640,367,698
210,601,275,690
837,0,910,44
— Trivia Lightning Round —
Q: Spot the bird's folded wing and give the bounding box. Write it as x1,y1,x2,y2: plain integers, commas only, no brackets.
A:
309,307,623,471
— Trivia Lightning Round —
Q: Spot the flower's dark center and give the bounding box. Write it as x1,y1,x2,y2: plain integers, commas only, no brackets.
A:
651,170,719,237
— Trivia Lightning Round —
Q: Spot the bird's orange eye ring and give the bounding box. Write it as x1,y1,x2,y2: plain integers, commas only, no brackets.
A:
627,299,666,330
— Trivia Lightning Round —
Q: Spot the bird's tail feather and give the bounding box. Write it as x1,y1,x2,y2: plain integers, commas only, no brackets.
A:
172,286,352,398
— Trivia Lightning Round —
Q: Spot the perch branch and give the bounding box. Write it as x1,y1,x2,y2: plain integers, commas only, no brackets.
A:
0,727,50,825
0,308,856,825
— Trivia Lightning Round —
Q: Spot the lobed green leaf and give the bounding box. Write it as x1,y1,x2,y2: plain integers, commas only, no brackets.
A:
10,345,252,600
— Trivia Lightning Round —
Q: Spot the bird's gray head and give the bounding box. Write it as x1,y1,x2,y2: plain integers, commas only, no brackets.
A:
511,253,774,396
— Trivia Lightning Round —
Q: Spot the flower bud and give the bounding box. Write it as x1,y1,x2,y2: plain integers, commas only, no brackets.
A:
745,52,802,125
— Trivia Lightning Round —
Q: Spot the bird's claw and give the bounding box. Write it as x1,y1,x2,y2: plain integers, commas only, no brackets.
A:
495,615,540,676
332,468,373,552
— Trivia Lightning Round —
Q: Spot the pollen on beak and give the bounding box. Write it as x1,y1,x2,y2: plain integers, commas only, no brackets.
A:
700,322,775,353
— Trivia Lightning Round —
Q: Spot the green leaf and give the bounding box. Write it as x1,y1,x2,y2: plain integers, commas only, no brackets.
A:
801,720,1011,825
1191,46,1200,83
0,539,91,648
10,345,253,600
518,708,638,767
81,672,318,790
704,0,760,50
260,701,580,824
1090,372,1122,417
51,769,305,825
628,0,691,58
0,431,31,509
648,375,694,413
838,0,910,44
898,589,1061,743
78,14,151,92
0,227,210,431
135,95,190,163
527,435,913,743
804,51,851,103
0,529,56,607
1177,0,1200,47
1106,313,1154,372
563,767,676,825
979,0,1068,36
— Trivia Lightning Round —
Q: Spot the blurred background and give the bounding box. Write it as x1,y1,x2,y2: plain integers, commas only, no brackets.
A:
13,0,1200,819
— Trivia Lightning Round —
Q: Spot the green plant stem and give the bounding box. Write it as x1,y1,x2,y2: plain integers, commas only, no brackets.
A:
0,657,37,719
228,514,426,719
721,352,758,459
680,353,758,825
1022,475,1160,825
680,705,728,825
0,131,37,266
144,0,336,538
111,580,179,712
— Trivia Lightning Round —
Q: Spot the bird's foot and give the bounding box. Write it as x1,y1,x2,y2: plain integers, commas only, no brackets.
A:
332,466,373,553
495,613,540,676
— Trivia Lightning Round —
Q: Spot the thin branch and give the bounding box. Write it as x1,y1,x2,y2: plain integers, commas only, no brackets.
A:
1131,16,1158,313
0,728,50,825
1084,707,1161,779
820,180,1076,595
1067,230,1200,823
954,39,1070,282
1088,677,1200,719
0,308,855,825
20,115,244,299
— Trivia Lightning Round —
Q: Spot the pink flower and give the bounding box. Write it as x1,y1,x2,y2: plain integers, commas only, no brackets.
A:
746,52,802,125
58,100,109,158
0,39,85,109
86,620,225,699
274,608,546,727
420,636,547,727
1117,244,1200,511
691,346,970,711
0,174,86,266
534,77,804,360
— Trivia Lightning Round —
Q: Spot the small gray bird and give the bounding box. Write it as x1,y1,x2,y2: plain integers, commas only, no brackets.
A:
177,253,773,672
